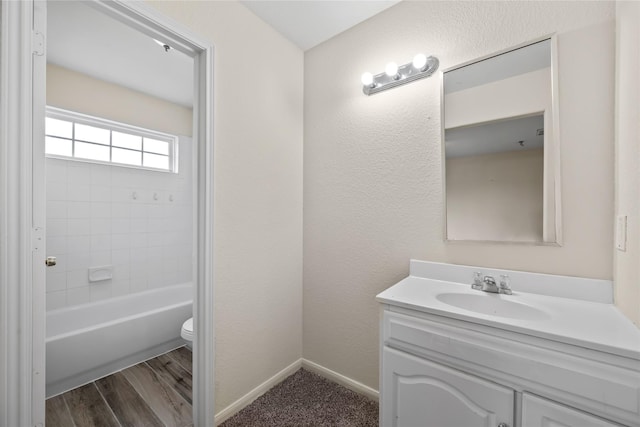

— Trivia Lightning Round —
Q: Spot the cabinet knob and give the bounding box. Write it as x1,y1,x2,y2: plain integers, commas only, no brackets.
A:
498,423,509,427
45,256,57,267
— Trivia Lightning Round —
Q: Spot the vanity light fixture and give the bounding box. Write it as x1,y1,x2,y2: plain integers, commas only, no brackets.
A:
361,53,439,96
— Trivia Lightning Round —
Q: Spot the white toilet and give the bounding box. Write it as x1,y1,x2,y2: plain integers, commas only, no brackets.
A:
181,317,193,348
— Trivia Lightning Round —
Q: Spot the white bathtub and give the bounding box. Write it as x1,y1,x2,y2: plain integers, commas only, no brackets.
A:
46,283,193,397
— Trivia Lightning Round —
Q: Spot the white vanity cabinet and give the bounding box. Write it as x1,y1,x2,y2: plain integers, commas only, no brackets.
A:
522,394,622,427
377,260,640,427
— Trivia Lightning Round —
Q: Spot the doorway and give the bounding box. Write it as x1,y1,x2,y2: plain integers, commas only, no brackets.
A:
0,1,214,425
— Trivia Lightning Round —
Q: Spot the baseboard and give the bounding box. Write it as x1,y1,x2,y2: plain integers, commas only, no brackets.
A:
214,358,379,425
214,358,303,426
301,358,379,402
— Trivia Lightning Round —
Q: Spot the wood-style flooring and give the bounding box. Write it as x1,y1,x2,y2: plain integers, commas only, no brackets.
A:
46,346,193,427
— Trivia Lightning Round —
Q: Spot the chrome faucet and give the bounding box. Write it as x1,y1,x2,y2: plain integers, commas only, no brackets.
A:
481,275,500,293
471,273,513,295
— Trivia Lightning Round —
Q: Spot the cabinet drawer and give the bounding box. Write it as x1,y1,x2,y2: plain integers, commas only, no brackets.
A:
522,393,623,427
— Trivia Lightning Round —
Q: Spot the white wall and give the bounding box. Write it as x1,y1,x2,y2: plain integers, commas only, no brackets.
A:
447,149,543,242
146,0,304,414
614,1,640,326
444,68,551,129
45,138,193,310
304,1,615,391
47,64,192,137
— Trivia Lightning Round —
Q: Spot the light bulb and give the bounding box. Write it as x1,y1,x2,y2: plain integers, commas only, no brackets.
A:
361,72,374,87
413,53,427,70
385,62,399,78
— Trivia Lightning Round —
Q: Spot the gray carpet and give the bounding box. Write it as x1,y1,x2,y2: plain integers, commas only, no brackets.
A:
220,369,379,427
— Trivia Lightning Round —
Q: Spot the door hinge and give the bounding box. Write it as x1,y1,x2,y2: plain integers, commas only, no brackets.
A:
32,227,44,253
32,31,44,56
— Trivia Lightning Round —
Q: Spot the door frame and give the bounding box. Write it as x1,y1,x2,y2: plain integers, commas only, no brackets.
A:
0,1,215,425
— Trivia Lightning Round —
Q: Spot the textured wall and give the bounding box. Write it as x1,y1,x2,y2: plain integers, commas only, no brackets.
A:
614,1,640,326
304,1,615,391
147,0,304,414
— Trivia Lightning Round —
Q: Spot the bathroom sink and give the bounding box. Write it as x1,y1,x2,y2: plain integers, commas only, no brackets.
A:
435,292,550,321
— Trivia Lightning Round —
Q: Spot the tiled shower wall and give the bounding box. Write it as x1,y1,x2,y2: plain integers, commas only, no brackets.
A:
45,136,193,311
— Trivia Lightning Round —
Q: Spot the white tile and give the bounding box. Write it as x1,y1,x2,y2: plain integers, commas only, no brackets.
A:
111,233,131,250
67,185,91,201
111,203,130,218
161,255,178,274
148,204,165,219
67,218,91,236
47,236,67,254
46,219,67,237
67,235,91,253
148,232,164,247
130,232,148,249
129,246,148,263
111,187,133,203
113,264,130,281
111,218,130,234
130,204,148,219
67,164,91,183
46,159,67,183
130,218,148,233
91,234,111,252
46,184,67,201
67,251,90,271
66,286,90,306
47,201,67,219
148,219,164,233
111,169,132,187
46,291,67,311
90,282,112,302
111,248,130,265
67,201,91,218
91,164,111,186
130,279,148,293
46,271,67,292
67,269,89,288
91,218,111,235
111,279,131,297
130,262,148,280
91,202,112,219
90,250,111,266
91,186,112,203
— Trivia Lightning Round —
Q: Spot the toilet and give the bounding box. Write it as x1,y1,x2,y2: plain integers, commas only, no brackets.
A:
181,317,193,348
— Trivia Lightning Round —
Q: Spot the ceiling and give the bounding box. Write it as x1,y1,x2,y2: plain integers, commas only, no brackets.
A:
445,114,545,158
47,1,399,108
47,1,194,107
444,39,551,94
240,1,401,51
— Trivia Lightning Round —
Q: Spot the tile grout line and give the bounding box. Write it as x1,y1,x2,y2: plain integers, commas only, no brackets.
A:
92,381,124,427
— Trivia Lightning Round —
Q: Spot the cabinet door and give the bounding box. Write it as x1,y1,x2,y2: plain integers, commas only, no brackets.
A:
522,393,622,427
381,347,514,427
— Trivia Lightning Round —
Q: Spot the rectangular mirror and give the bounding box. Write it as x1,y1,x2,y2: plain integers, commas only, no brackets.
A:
442,38,561,244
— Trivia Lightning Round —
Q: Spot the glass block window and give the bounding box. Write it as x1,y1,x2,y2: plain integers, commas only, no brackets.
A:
45,107,178,173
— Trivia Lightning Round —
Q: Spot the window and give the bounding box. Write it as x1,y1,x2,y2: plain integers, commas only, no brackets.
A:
45,107,178,173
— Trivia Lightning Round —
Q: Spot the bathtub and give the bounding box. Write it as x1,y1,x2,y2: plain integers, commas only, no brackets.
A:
46,283,193,397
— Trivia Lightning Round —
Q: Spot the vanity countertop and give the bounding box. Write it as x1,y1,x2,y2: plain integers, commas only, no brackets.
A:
377,263,640,361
